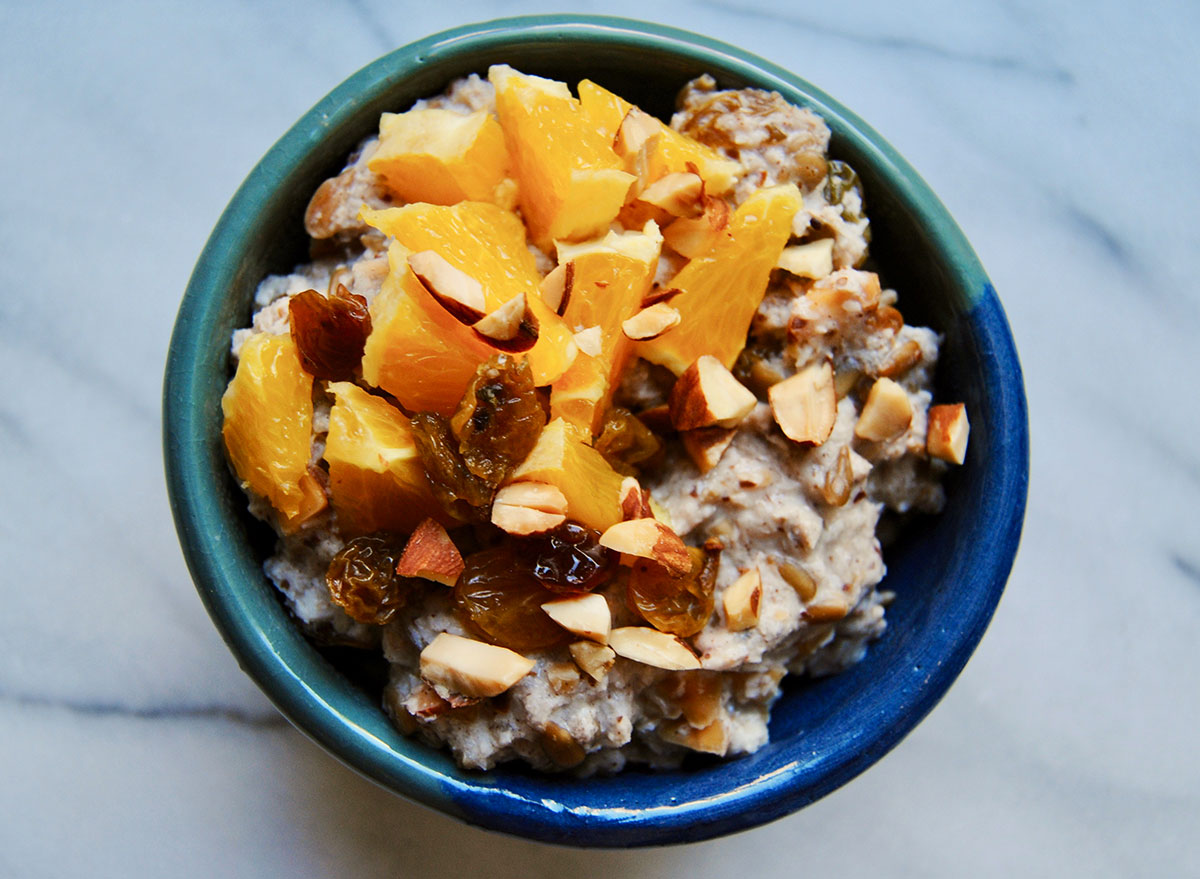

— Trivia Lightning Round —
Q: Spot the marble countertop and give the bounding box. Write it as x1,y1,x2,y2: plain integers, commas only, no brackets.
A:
3,1,1197,875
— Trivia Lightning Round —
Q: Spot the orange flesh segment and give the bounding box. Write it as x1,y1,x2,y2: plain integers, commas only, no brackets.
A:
363,202,576,388
639,183,804,374
221,333,325,531
509,418,625,532
369,108,515,208
489,65,635,251
578,79,742,195
323,382,448,536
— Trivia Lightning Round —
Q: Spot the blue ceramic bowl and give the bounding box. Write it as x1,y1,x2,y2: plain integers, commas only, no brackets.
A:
164,15,1028,847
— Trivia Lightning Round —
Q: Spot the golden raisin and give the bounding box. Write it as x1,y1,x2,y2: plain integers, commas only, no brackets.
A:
450,355,546,485
409,412,493,522
454,545,567,652
628,545,720,637
593,407,661,475
288,285,371,381
325,532,414,624
521,522,614,593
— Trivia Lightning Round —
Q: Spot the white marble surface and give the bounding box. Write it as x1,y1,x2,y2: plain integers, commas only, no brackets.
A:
2,0,1197,875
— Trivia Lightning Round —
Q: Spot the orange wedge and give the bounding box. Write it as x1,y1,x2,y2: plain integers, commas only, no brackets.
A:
369,108,516,208
639,183,804,374
221,333,326,531
489,65,635,251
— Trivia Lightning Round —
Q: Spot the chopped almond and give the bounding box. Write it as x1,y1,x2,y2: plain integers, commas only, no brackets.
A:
662,194,730,259
622,302,681,340
855,377,913,441
419,632,534,699
542,593,611,644
573,325,602,357
608,627,701,670
776,238,834,280
723,568,762,631
407,250,487,323
876,338,923,379
539,261,573,315
680,427,735,474
395,518,464,586
927,402,970,465
779,563,817,602
618,476,653,521
569,641,616,682
599,519,689,575
472,293,539,352
491,481,568,535
613,107,660,156
661,719,728,756
769,361,837,445
804,596,849,622
668,355,756,430
638,172,704,218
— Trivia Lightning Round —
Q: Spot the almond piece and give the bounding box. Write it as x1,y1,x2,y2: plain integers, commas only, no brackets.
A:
723,568,762,631
395,518,464,586
779,563,817,602
776,238,834,280
662,194,730,259
855,377,913,441
622,302,681,341
544,661,581,695
669,355,757,430
618,476,653,521
569,641,616,682
491,481,568,536
804,596,849,623
598,519,689,575
608,627,701,670
541,593,611,644
613,107,661,156
819,445,853,507
681,426,736,473
472,292,539,352
678,674,724,728
419,632,534,699
876,338,923,379
927,402,970,465
638,172,704,218
661,719,729,756
539,261,573,316
573,325,602,357
769,361,837,445
407,250,487,323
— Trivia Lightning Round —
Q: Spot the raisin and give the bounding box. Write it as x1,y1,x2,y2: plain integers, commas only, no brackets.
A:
454,545,566,652
628,545,720,637
521,522,614,593
450,355,545,485
288,285,371,381
825,160,865,223
326,532,414,625
593,408,661,476
409,412,493,523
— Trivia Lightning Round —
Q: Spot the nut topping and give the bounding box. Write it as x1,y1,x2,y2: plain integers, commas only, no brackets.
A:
618,476,654,521
472,292,539,352
569,641,616,682
541,592,611,644
608,626,701,670
573,325,603,357
538,261,573,316
394,518,464,586
419,632,534,699
680,426,736,473
598,519,690,575
638,172,704,218
855,377,913,441
407,250,487,324
491,481,568,535
776,238,834,280
622,302,681,341
769,361,837,445
662,193,730,259
668,355,757,430
927,402,970,465
722,568,762,631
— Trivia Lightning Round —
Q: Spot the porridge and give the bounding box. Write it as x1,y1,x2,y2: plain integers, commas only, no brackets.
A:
220,67,970,772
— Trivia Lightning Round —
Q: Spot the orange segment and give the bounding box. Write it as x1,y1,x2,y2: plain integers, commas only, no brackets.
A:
363,202,576,386
361,241,495,415
509,418,625,532
324,381,448,536
639,183,804,374
221,333,326,531
578,80,742,196
369,108,516,208
550,224,662,435
489,65,635,250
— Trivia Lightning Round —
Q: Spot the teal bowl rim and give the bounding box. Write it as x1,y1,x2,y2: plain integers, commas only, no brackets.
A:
164,14,1028,847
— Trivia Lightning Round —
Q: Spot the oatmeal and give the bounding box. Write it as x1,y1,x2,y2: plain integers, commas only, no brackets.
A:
219,67,969,772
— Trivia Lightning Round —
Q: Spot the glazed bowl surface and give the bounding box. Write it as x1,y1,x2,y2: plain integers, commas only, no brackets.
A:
163,14,1028,847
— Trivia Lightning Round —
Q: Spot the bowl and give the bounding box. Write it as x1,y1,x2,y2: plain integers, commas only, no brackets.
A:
163,14,1028,847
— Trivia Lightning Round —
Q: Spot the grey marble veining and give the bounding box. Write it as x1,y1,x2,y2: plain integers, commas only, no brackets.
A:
2,0,1197,875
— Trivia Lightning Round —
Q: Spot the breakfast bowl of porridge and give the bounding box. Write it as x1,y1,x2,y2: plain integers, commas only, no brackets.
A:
163,15,1028,846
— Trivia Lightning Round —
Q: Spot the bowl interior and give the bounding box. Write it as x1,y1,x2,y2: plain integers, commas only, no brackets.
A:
164,15,1028,847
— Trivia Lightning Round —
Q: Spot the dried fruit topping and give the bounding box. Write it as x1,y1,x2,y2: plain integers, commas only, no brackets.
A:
409,412,493,522
326,532,415,625
449,355,546,486
593,407,661,475
288,285,371,381
521,522,615,593
825,159,865,222
454,545,568,652
627,544,720,637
